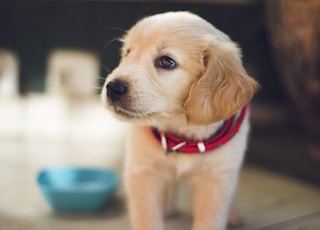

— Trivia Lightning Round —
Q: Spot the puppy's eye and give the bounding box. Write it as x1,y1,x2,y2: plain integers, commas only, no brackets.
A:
155,56,176,69
125,48,131,57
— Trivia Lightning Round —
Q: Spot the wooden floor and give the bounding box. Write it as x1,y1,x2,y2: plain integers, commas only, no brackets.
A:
0,140,319,230
233,166,320,229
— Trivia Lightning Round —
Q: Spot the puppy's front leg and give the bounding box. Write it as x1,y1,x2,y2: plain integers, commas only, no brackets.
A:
191,175,237,230
126,170,165,230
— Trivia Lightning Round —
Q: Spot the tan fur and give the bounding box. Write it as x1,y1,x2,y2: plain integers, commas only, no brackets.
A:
101,12,259,230
185,42,259,125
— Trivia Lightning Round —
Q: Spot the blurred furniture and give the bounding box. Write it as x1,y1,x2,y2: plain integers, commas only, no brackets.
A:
267,0,320,164
46,49,98,100
0,49,19,97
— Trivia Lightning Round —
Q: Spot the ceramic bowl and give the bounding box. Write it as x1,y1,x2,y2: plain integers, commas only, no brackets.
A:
37,166,119,212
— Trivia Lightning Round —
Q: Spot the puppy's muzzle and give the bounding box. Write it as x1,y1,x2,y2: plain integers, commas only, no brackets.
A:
106,79,128,103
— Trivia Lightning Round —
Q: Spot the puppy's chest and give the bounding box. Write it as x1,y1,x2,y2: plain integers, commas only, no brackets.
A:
154,149,223,179
165,153,229,178
170,154,203,178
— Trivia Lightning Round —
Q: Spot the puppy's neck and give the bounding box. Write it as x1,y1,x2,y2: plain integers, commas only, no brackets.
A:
155,120,225,141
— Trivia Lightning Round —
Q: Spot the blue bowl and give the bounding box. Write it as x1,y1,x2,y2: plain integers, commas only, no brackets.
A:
37,166,119,212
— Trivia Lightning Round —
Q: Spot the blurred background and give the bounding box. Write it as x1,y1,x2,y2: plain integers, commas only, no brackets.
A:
0,0,319,229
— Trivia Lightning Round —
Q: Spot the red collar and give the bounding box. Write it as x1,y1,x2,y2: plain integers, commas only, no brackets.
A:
152,105,248,154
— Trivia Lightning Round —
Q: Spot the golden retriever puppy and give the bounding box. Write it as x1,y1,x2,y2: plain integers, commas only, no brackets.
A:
101,11,259,230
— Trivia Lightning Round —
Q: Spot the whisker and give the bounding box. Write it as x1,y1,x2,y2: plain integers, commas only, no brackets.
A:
103,37,123,50
100,64,111,75
97,77,106,82
88,81,104,89
102,28,127,49
103,27,127,34
96,74,107,90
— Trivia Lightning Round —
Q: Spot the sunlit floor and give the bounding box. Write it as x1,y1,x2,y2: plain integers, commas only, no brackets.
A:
0,96,320,230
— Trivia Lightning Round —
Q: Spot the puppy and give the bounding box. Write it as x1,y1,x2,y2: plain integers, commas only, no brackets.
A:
101,11,259,230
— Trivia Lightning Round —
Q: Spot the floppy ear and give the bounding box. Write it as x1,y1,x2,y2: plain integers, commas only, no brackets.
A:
184,41,259,125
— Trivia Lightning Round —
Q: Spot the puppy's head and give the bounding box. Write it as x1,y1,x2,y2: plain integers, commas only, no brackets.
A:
101,12,259,126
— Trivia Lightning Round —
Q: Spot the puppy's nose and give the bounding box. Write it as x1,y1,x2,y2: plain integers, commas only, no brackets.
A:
106,80,128,102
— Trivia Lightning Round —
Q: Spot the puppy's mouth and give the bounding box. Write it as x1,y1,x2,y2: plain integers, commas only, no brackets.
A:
111,105,154,120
